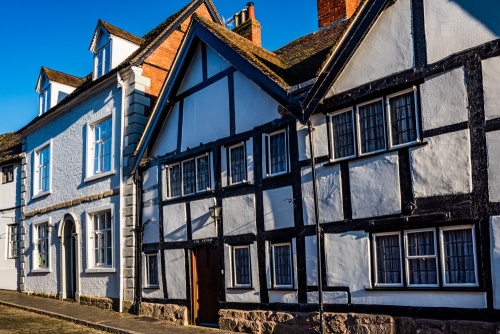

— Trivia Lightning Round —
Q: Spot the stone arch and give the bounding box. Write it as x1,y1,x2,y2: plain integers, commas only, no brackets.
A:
58,213,81,303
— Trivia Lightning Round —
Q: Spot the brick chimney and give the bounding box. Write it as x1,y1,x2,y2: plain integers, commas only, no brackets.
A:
232,2,261,46
317,0,361,28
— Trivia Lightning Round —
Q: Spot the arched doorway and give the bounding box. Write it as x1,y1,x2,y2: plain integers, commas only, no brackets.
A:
58,214,81,302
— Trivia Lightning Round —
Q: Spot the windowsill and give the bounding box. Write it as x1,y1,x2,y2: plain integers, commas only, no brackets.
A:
85,267,116,274
365,286,485,292
143,286,160,290
32,190,51,200
265,171,289,179
164,189,215,202
227,286,255,291
268,288,296,292
84,170,115,183
32,268,51,274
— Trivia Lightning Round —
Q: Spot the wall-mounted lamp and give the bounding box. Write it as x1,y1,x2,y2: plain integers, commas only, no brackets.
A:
209,204,222,221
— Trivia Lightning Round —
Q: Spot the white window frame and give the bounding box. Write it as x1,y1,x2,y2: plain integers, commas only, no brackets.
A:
266,129,289,177
404,228,439,288
356,98,387,157
144,252,160,289
232,245,252,288
166,153,212,199
329,108,357,162
372,232,403,287
271,242,293,289
439,225,478,287
39,85,51,115
85,110,115,182
229,143,247,185
93,42,111,79
85,205,115,273
195,153,211,192
167,163,181,198
32,218,52,273
8,224,19,259
2,164,14,184
33,140,52,199
386,87,420,150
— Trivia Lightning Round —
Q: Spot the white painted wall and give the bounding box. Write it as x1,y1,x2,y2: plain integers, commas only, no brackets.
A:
410,130,472,198
50,81,77,107
349,153,401,219
296,114,329,161
207,45,231,78
263,187,295,231
301,164,343,225
305,236,318,286
266,239,298,303
482,56,500,121
420,68,469,131
163,203,187,242
190,197,217,240
424,0,500,64
165,249,187,299
151,102,179,157
110,37,140,70
0,162,21,208
179,43,204,94
222,194,256,236
491,216,500,309
224,243,260,303
329,0,413,95
487,131,500,203
0,211,18,290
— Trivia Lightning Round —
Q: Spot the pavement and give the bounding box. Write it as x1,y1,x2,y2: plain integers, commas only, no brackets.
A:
0,289,233,334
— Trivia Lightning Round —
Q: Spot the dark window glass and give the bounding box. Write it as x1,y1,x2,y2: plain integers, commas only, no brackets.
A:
389,92,417,146
332,111,355,159
407,231,437,285
2,165,13,183
273,244,292,286
230,145,246,184
196,156,210,191
443,229,476,284
375,234,402,285
183,160,195,195
169,165,181,197
269,131,287,175
358,101,385,154
147,254,159,287
234,247,250,286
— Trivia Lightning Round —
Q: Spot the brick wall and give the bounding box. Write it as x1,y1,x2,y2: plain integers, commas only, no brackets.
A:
317,0,361,28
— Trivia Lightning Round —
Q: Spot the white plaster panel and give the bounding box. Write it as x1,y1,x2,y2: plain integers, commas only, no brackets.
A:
110,37,140,69
0,162,21,208
165,249,186,299
224,243,260,303
491,216,500,309
163,203,187,242
222,194,256,236
356,291,486,308
178,43,203,94
301,164,343,225
263,187,295,231
181,78,230,151
482,56,500,120
424,0,500,64
151,102,179,157
325,231,370,291
268,291,298,303
487,131,500,202
420,68,469,131
296,114,329,161
234,71,280,134
207,45,231,78
0,212,18,290
191,197,217,240
410,130,472,198
143,205,160,244
142,189,157,203
305,236,318,286
142,166,158,190
349,153,401,219
307,292,349,304
329,0,413,95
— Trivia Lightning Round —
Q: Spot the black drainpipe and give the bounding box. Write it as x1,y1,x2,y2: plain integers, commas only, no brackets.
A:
133,169,143,314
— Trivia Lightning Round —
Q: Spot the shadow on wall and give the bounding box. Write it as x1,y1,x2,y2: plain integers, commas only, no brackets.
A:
452,0,500,35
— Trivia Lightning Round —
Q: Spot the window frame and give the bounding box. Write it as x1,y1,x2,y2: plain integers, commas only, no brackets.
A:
165,153,212,199
33,140,52,199
39,85,51,115
439,225,478,288
167,163,181,198
144,252,160,289
386,87,420,150
266,129,289,177
372,232,403,287
232,245,252,288
404,228,439,288
85,110,115,182
94,42,111,79
229,143,247,185
8,224,19,259
32,218,51,273
196,153,211,192
2,164,14,184
271,242,294,289
86,205,115,273
356,98,387,156
328,108,357,162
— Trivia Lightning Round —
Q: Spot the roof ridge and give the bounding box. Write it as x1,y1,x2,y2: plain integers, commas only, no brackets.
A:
41,66,84,80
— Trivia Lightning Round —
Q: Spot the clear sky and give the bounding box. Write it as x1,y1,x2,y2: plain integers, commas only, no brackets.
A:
0,0,318,135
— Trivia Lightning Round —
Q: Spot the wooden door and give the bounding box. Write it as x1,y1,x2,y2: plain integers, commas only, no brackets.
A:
192,246,220,325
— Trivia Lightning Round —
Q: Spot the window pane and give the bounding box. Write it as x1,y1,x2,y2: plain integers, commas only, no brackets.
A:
93,211,112,267
234,247,250,285
169,165,181,197
269,132,287,175
443,229,476,284
274,244,292,286
196,156,210,191
407,231,437,285
358,101,385,154
332,111,355,159
38,146,50,192
390,92,417,146
147,254,159,286
183,160,195,195
93,118,112,174
375,234,401,285
230,145,246,184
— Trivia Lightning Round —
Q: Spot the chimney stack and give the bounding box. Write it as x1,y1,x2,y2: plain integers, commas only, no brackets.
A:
317,0,361,29
232,2,261,46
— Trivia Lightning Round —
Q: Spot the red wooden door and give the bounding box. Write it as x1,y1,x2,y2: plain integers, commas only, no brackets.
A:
193,246,220,325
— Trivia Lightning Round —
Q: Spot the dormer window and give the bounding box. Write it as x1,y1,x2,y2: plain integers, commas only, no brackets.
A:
94,43,111,79
39,86,51,115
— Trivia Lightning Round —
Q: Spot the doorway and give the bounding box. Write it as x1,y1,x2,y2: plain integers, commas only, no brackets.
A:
62,218,76,300
192,246,220,326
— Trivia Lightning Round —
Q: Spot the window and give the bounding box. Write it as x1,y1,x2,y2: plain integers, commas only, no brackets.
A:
94,43,111,79
39,87,51,115
92,211,112,267
91,117,112,175
145,253,159,288
387,89,419,148
232,246,251,287
229,144,246,184
271,242,293,288
2,165,13,184
372,226,478,288
8,225,19,259
35,223,49,269
166,154,211,198
34,143,51,197
266,129,288,176
330,109,356,160
357,99,386,155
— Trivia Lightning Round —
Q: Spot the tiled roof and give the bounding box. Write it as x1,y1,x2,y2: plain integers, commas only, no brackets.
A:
0,132,22,165
41,67,86,88
99,19,144,45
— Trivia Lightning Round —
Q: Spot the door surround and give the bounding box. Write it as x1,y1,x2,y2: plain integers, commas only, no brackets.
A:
58,213,81,302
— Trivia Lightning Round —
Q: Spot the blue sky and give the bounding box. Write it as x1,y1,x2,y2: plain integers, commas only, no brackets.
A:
0,0,318,135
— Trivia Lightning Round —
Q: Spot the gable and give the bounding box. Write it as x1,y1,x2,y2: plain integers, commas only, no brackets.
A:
95,28,111,50
328,0,414,96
